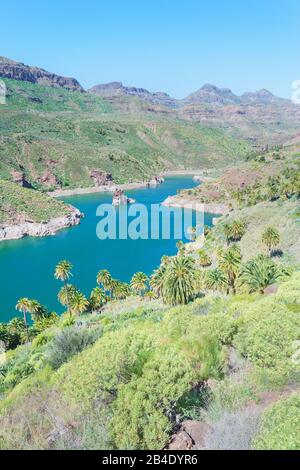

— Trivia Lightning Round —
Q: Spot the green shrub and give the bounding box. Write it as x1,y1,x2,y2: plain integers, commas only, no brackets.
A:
45,325,101,370
110,345,203,449
234,308,300,369
254,394,300,450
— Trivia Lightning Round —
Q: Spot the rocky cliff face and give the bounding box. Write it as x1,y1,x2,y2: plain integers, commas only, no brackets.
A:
89,81,178,108
0,56,84,92
0,206,83,242
112,189,136,206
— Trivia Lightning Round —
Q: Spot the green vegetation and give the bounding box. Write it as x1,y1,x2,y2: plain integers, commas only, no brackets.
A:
0,97,299,449
0,78,251,188
254,394,300,450
0,208,299,449
0,179,70,224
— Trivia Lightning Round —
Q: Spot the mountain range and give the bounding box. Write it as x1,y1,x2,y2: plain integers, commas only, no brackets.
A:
0,56,290,106
0,55,300,192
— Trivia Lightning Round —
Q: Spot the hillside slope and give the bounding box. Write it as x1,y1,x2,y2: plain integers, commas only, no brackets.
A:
0,79,251,189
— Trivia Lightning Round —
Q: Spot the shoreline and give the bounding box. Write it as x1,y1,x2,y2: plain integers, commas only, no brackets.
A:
0,207,83,243
48,170,207,198
161,195,229,216
48,181,149,198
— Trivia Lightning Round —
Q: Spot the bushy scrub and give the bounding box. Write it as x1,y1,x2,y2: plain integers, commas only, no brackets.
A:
45,325,101,370
254,394,300,450
0,346,35,391
55,326,155,406
234,308,300,370
110,345,202,449
275,272,300,304
0,372,110,450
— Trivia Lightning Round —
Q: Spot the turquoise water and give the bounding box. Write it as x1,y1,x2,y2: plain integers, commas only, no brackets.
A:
0,176,216,322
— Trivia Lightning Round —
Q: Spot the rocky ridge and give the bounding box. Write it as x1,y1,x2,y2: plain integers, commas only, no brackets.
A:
0,56,84,92
89,81,177,108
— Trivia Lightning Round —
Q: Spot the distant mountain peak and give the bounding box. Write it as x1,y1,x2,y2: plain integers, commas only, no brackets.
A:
184,84,241,105
241,88,285,104
89,82,178,107
0,56,84,92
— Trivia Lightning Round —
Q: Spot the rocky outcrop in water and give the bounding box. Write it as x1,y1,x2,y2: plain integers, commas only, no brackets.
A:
147,176,165,187
0,207,83,242
0,56,84,92
112,189,136,206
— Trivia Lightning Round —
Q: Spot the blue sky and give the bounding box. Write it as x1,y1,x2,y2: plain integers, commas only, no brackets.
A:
1,0,299,98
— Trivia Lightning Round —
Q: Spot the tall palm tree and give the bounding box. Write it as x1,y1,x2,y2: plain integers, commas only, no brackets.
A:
58,284,77,317
55,260,73,315
229,220,247,242
89,287,107,310
205,268,227,292
70,291,89,315
131,272,149,297
54,260,73,283
150,264,167,297
223,220,246,245
15,298,31,341
218,245,242,294
97,269,113,298
26,299,49,322
240,254,282,294
162,256,197,305
112,280,131,300
262,227,280,256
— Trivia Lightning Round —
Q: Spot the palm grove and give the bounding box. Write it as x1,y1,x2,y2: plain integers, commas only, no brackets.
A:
0,217,287,350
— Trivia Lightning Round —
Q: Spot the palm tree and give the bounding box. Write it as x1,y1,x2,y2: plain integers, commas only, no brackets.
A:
205,268,227,292
27,300,47,322
112,280,131,300
218,245,242,294
89,287,107,310
15,298,31,341
150,264,167,297
97,269,113,298
262,227,280,256
55,260,73,315
229,220,247,242
240,254,282,294
162,256,197,305
131,272,149,297
223,220,246,244
58,284,77,317
54,260,73,282
144,290,157,301
70,291,89,315
197,249,212,267
223,223,232,246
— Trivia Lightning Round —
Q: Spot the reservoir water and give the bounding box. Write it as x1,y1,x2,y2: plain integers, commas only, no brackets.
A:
0,176,216,322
